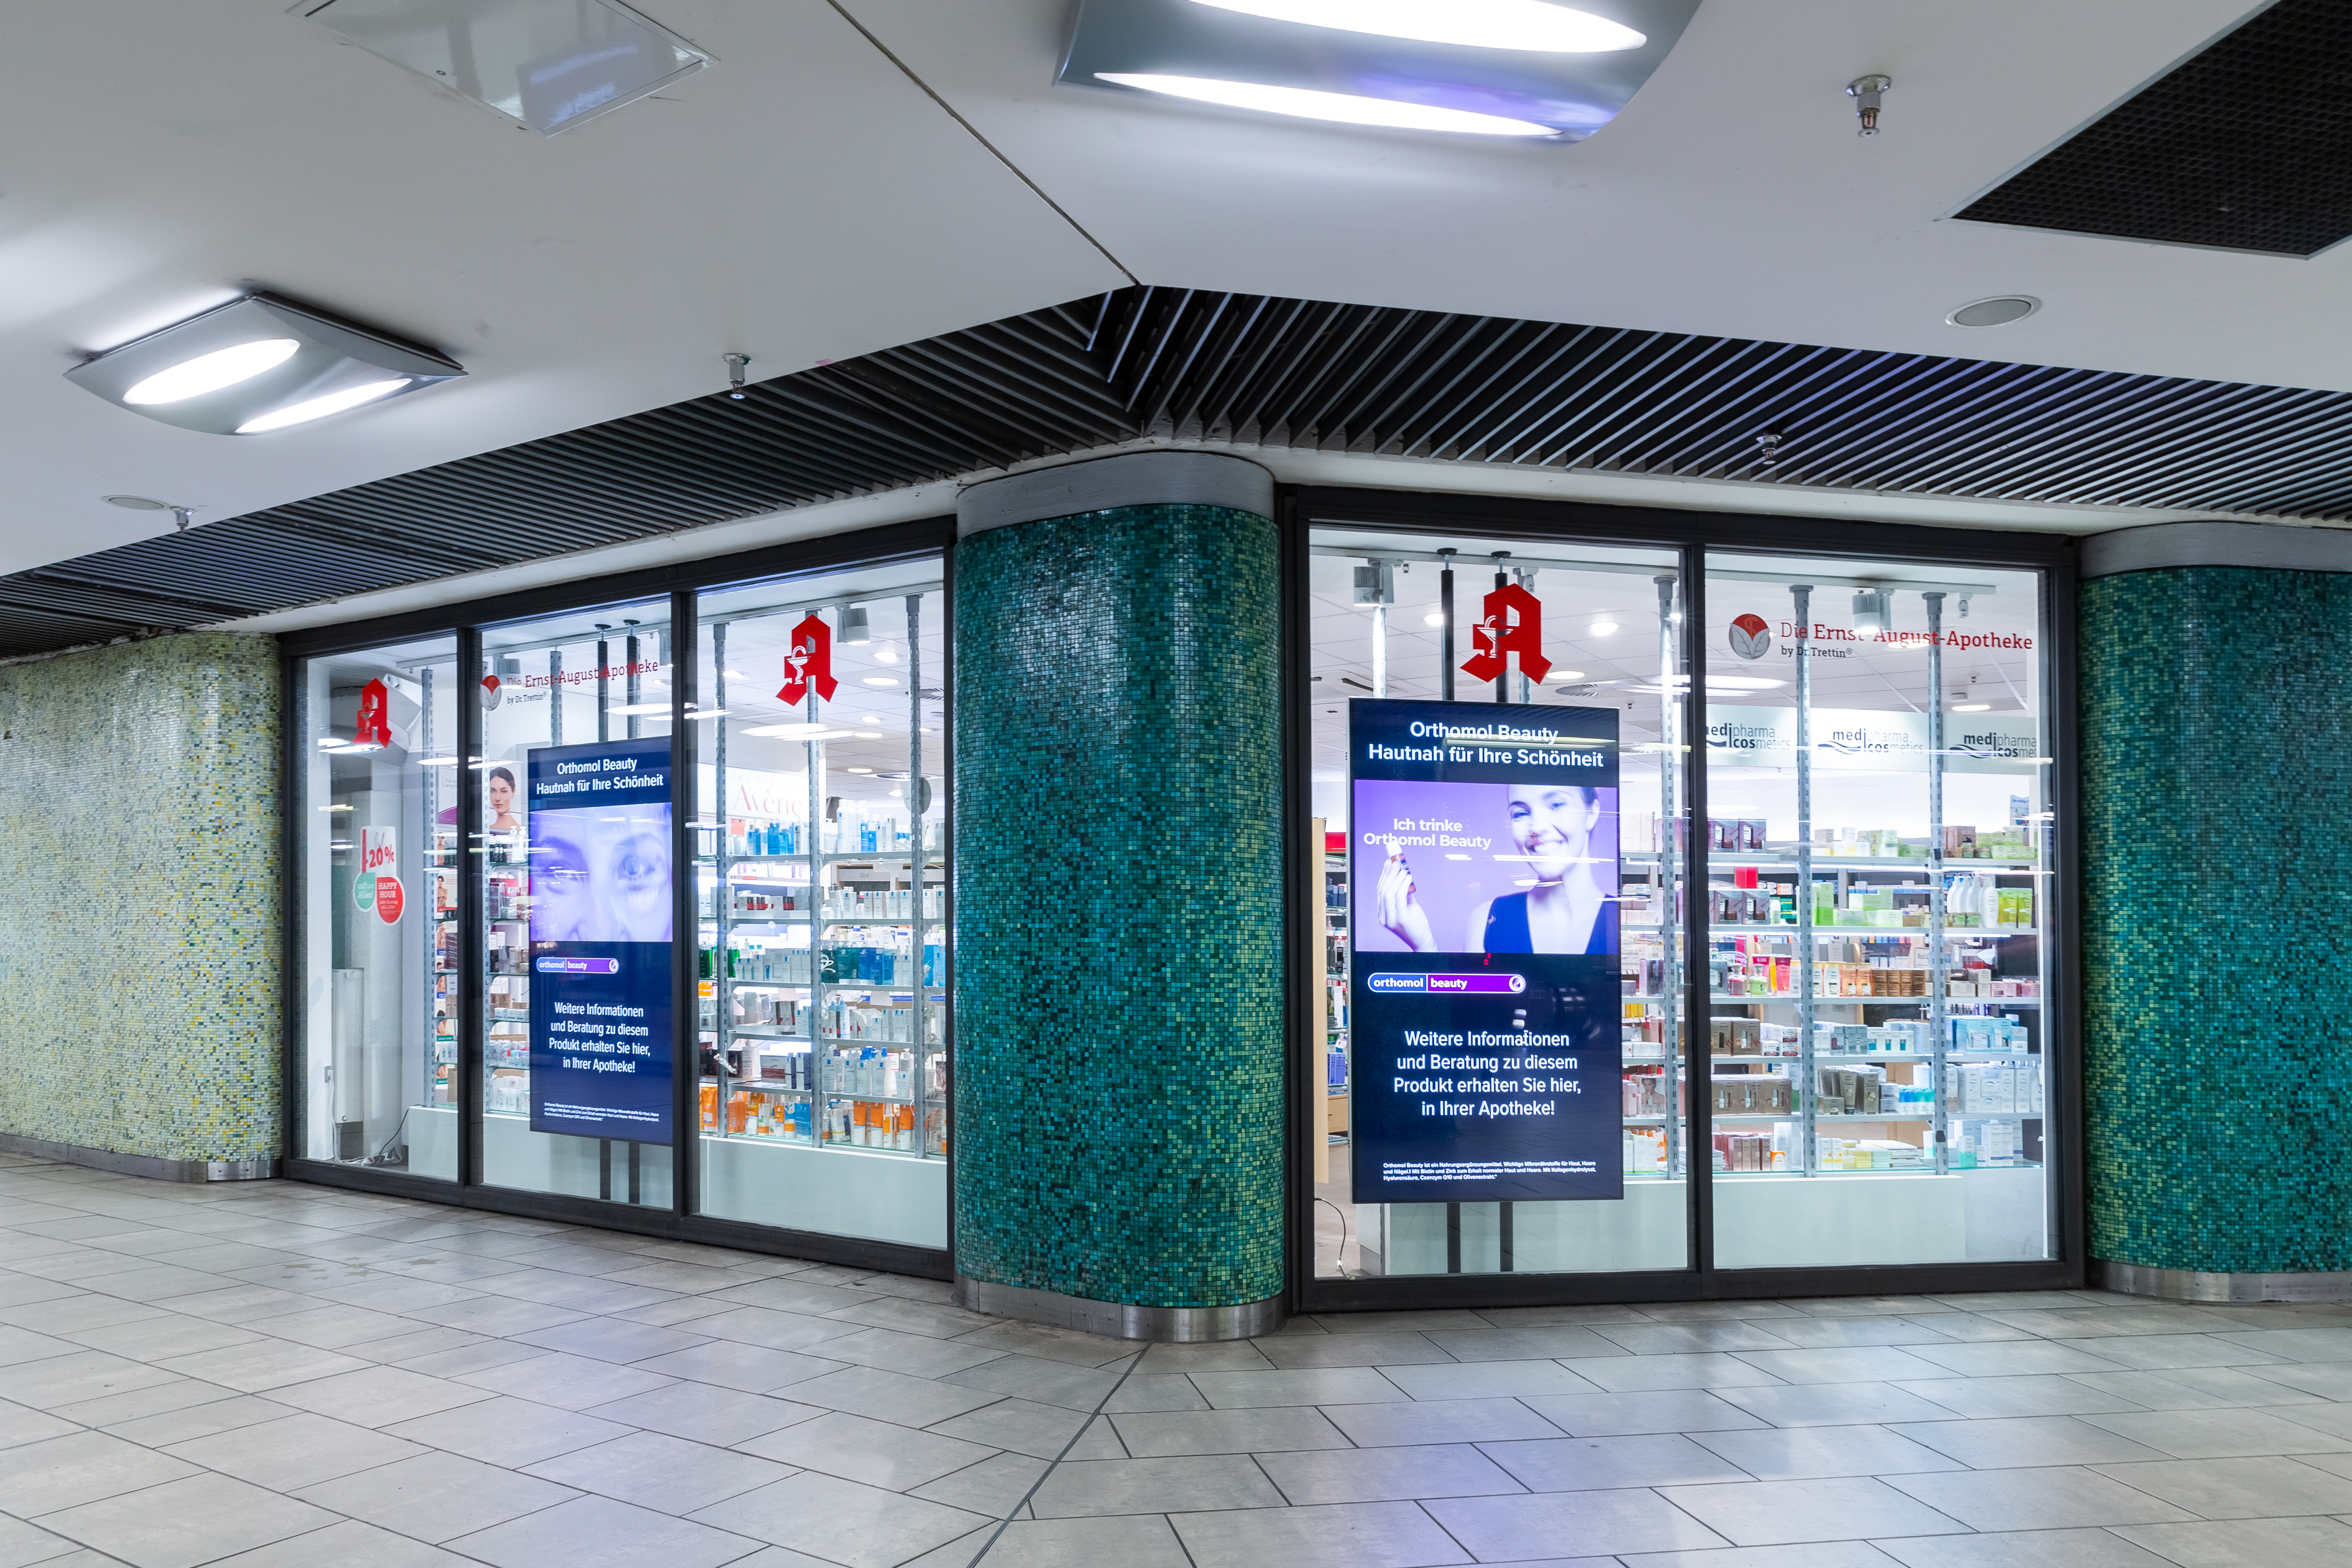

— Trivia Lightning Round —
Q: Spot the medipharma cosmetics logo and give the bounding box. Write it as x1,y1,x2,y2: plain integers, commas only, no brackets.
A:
1729,614,1772,660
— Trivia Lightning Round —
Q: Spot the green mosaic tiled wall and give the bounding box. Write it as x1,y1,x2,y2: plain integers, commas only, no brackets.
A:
0,634,281,1163
2082,567,2352,1272
954,504,1284,1307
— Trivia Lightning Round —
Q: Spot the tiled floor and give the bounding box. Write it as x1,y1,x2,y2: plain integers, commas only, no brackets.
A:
0,1160,2349,1567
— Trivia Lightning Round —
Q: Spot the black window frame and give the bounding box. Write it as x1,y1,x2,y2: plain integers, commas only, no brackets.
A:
273,485,2078,1308
1282,486,2081,1312
278,517,958,1279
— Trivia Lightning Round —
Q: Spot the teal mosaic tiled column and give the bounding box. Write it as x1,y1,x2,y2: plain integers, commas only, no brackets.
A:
2082,524,2352,1300
950,452,1285,1339
0,633,281,1178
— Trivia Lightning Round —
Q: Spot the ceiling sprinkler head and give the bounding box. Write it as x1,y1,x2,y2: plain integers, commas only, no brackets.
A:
1848,74,1891,136
1755,429,1784,470
724,353,750,401
105,494,196,532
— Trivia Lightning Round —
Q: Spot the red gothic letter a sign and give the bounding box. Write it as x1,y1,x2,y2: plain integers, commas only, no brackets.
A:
778,613,840,705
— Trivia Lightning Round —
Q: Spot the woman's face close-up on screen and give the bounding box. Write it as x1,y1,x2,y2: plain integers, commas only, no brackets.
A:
530,808,673,942
1509,784,1597,882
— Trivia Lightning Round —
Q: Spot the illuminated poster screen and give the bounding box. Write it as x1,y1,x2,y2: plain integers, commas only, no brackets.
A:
526,737,674,1144
1349,699,1622,1204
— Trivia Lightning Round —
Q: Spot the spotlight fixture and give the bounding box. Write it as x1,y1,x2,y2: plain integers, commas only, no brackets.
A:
296,0,711,136
68,296,461,436
725,353,751,400
1063,0,1702,141
1852,588,1893,636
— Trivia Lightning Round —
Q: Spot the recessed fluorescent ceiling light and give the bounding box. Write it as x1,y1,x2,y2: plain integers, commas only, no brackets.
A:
1188,0,1644,53
238,379,410,434
296,0,712,135
67,295,461,436
124,340,298,405
1062,0,1697,140
1097,74,1552,134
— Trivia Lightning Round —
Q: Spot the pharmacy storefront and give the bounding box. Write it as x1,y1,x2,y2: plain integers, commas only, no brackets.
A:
281,467,2078,1321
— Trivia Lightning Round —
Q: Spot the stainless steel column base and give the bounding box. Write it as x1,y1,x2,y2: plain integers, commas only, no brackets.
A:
0,1133,276,1184
2094,1258,2352,1303
953,1276,1285,1342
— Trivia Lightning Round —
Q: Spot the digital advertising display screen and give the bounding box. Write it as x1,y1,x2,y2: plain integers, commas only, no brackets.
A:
525,737,675,1144
1348,699,1624,1205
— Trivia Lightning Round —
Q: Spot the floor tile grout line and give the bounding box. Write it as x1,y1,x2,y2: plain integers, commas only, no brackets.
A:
962,1347,1145,1568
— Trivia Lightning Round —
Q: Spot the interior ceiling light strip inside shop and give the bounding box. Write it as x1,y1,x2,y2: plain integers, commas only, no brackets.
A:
17,283,2352,658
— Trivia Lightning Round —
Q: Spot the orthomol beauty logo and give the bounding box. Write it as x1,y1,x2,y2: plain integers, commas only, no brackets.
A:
1728,614,1772,660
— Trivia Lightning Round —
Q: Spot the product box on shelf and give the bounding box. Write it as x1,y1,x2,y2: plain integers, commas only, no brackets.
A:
1709,1017,1762,1056
1621,1067,1675,1117
1710,1075,1794,1114
1713,1130,1774,1170
1623,1125,1668,1172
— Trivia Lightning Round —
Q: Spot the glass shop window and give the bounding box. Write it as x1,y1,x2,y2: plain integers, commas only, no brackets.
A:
1310,530,1691,1279
691,559,948,1248
1702,555,2054,1267
295,636,459,1176
477,601,675,1207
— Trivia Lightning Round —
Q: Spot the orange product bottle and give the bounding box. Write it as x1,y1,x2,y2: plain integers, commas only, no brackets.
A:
727,1092,752,1134
699,1084,718,1130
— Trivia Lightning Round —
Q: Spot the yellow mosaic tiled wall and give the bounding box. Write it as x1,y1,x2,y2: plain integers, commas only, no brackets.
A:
0,633,280,1163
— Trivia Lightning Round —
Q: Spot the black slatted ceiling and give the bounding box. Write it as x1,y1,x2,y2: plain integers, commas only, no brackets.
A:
1956,0,2352,256
13,283,2352,658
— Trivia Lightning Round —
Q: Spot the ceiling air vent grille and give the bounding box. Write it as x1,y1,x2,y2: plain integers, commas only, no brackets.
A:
1954,0,2352,256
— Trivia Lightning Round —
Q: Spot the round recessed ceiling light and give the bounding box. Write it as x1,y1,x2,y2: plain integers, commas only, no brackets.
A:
1946,296,2040,329
1951,701,1992,711
1423,611,1447,626
1186,0,1645,53
1589,619,1619,636
236,378,410,434
122,339,300,405
1096,74,1557,136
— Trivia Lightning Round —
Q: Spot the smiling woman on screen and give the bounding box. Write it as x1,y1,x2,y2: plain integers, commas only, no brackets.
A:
1375,783,1615,955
